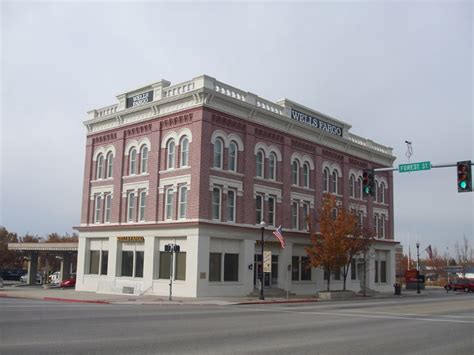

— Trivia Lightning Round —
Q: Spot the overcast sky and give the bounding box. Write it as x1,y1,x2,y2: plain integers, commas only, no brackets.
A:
1,1,472,258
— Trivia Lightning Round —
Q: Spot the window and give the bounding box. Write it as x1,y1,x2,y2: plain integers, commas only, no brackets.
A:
140,146,148,174
94,195,101,224
351,259,357,280
373,213,379,237
291,202,299,229
165,188,174,220
323,168,330,192
349,175,355,198
358,211,364,228
374,181,379,202
159,252,171,279
139,191,146,221
127,192,135,222
175,252,186,280
213,138,223,168
96,154,104,179
120,250,143,278
158,251,187,280
129,148,137,175
292,160,299,185
303,163,309,188
379,216,385,239
228,141,237,172
166,140,175,169
104,194,112,223
227,189,236,222
268,153,276,180
302,203,309,231
375,260,379,283
380,260,387,283
301,257,311,280
209,253,221,282
180,137,189,167
292,256,300,281
379,182,385,203
332,171,338,194
334,268,341,280
256,150,264,177
101,251,108,275
121,251,134,277
357,177,363,199
268,196,275,226
256,194,263,224
179,186,188,219
106,152,113,178
89,250,100,274
324,268,330,280
224,254,239,281
212,188,221,220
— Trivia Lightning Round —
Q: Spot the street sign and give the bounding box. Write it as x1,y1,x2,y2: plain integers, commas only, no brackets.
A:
399,161,431,173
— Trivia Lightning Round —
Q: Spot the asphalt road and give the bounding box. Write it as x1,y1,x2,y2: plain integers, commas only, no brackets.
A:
1,292,473,354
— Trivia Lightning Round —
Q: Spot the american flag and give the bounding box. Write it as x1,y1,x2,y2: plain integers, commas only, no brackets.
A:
425,245,433,260
273,225,285,249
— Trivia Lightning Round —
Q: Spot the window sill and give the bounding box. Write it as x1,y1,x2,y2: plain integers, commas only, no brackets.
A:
254,177,283,184
160,167,191,174
210,167,244,177
91,178,114,183
123,173,150,180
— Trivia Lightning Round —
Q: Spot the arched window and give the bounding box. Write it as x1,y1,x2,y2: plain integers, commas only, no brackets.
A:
303,163,310,188
96,154,104,180
268,153,277,180
349,175,356,198
292,160,300,185
357,177,363,199
323,168,330,192
213,138,223,168
228,141,237,172
129,148,137,175
166,140,175,170
106,152,113,178
332,171,338,194
374,181,379,202
379,182,385,203
140,146,148,174
256,150,264,178
180,137,189,167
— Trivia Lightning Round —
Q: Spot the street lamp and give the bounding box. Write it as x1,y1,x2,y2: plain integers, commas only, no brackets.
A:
259,221,266,300
416,242,420,294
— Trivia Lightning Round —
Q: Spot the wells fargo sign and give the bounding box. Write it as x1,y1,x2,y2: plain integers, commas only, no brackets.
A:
117,236,145,242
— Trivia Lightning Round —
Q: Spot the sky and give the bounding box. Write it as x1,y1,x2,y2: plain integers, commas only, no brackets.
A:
1,1,472,259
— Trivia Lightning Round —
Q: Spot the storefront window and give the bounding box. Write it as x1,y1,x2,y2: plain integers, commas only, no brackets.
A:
135,251,144,278
291,256,299,281
380,260,387,283
121,251,134,277
101,251,108,275
350,259,357,280
159,252,171,279
224,254,238,282
89,250,100,274
209,253,221,282
175,252,186,281
300,256,311,281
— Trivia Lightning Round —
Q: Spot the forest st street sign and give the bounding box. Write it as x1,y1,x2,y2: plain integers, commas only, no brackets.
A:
399,161,431,173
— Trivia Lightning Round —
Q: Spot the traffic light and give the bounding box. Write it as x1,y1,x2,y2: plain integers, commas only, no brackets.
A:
362,168,375,196
457,161,472,193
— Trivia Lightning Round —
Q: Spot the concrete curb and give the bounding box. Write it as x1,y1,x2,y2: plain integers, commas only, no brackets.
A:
234,299,319,305
43,297,110,305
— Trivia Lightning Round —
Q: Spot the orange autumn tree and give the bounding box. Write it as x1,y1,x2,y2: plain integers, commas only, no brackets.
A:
305,194,365,291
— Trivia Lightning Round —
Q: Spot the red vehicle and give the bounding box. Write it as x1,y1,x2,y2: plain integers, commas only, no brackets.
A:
444,279,474,292
60,276,76,288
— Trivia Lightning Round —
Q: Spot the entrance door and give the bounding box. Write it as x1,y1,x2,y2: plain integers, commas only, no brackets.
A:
254,254,278,288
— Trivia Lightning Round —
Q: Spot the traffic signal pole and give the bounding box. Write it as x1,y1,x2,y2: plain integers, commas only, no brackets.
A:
374,162,474,172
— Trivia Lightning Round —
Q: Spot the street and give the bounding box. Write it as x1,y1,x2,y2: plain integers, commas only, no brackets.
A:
1,292,473,354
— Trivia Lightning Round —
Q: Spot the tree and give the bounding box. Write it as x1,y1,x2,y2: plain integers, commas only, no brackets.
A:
305,195,364,291
455,236,473,277
0,227,22,268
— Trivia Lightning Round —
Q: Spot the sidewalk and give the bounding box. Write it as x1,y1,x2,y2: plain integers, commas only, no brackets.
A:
0,284,442,306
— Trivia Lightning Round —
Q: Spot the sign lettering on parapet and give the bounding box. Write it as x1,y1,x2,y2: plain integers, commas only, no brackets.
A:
290,109,343,137
126,91,154,108
117,236,145,242
399,161,431,173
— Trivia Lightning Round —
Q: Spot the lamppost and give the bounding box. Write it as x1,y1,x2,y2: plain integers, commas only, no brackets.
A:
260,221,266,300
416,242,420,294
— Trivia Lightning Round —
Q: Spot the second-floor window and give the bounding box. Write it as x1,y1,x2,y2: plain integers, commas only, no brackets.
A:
139,191,146,221
302,203,309,231
104,194,112,223
292,202,299,229
212,187,221,220
127,192,135,222
179,186,188,219
227,189,236,222
165,188,174,220
94,195,101,223
268,196,275,226
256,194,264,224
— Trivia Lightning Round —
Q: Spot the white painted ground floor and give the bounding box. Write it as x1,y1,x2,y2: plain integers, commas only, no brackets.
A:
76,225,398,297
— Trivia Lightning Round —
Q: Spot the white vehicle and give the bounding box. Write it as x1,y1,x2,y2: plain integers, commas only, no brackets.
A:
20,273,43,284
49,271,61,285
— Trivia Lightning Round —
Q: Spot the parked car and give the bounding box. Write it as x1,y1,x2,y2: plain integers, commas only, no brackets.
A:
60,275,76,288
1,269,27,281
20,272,43,285
49,271,61,285
444,279,474,292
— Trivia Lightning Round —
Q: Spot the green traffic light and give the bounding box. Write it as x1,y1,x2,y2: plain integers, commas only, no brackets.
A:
364,187,370,194
459,181,467,189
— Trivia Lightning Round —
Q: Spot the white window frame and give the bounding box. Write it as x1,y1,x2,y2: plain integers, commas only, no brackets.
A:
106,152,113,179
213,138,223,169
179,186,188,219
268,196,276,226
140,146,148,174
127,191,135,222
228,141,237,172
212,187,221,220
303,163,309,188
104,194,112,223
180,137,189,167
94,195,102,224
96,154,104,180
323,168,330,192
227,189,236,222
292,160,300,185
138,190,146,221
349,175,355,198
292,201,299,230
302,202,309,231
380,182,385,203
129,148,137,175
268,152,276,180
256,150,264,178
166,140,175,170
165,188,174,220
332,171,338,194
256,194,264,224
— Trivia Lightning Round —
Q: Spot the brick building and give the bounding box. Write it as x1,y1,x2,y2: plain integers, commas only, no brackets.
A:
75,75,398,297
